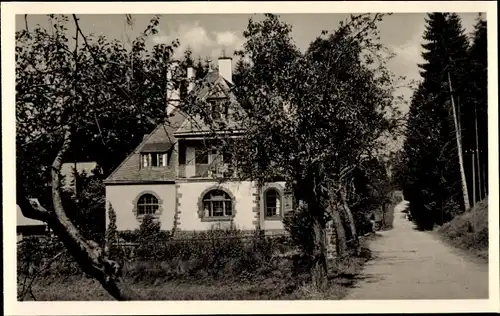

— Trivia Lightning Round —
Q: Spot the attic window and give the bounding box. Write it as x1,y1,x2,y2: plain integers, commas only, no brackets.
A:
208,99,228,120
142,153,168,168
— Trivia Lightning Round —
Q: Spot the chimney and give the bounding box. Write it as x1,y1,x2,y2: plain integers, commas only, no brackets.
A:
187,66,195,93
218,56,232,83
166,60,180,115
206,57,213,73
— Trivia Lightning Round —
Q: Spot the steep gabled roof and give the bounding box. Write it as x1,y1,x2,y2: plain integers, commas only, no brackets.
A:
174,70,244,136
104,109,186,184
104,68,245,184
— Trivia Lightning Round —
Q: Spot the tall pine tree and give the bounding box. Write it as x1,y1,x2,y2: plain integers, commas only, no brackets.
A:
465,15,488,201
402,13,472,229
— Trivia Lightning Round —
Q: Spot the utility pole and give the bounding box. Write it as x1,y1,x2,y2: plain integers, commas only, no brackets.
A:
447,71,471,211
482,160,488,197
472,151,476,207
474,104,483,200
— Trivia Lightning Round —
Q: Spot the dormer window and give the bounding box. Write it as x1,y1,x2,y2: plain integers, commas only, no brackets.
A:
142,152,167,168
208,98,228,121
140,142,171,169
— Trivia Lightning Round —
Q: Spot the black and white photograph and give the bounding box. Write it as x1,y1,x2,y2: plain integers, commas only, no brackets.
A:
2,1,499,314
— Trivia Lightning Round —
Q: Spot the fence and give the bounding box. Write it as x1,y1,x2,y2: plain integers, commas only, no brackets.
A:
108,229,293,261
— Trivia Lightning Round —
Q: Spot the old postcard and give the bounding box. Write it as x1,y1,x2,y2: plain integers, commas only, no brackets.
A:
2,1,498,315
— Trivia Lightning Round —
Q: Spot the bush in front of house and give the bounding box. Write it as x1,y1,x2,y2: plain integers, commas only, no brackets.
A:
282,202,315,275
18,226,295,285
124,226,294,283
17,236,81,277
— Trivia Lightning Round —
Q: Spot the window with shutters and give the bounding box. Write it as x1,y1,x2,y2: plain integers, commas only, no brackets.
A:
141,152,168,168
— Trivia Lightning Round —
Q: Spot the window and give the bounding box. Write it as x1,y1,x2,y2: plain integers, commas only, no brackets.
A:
265,189,281,218
202,189,233,218
136,193,159,216
195,148,209,164
209,99,228,120
142,153,167,168
222,151,233,164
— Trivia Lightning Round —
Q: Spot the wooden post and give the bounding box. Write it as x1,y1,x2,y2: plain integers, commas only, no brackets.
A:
482,160,488,197
447,71,471,211
474,104,483,200
472,151,476,207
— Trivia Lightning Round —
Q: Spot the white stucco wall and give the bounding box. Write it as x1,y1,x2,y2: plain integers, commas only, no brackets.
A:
177,180,258,231
105,184,177,231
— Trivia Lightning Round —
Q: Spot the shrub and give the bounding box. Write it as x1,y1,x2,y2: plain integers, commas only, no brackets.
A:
120,227,294,282
17,236,81,278
18,227,295,284
438,198,488,259
135,215,170,260
283,203,314,256
105,203,123,260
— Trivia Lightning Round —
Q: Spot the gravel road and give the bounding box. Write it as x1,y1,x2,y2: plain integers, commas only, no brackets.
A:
344,200,489,300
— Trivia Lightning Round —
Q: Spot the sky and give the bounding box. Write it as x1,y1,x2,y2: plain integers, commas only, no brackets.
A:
16,13,482,115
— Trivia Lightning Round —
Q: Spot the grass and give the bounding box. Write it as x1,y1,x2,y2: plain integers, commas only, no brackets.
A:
18,240,372,301
20,277,295,300
436,198,488,262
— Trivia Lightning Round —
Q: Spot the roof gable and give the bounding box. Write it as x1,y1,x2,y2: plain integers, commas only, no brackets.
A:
104,69,245,184
104,109,186,183
17,205,46,227
174,71,245,136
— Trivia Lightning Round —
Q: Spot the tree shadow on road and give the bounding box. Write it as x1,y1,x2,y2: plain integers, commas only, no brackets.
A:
329,243,384,289
334,273,384,289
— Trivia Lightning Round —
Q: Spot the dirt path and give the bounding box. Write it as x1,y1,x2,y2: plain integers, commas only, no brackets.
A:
344,201,489,300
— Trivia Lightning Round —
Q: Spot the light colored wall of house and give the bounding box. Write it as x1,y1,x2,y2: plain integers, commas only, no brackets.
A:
105,184,176,231
177,180,258,231
263,219,284,230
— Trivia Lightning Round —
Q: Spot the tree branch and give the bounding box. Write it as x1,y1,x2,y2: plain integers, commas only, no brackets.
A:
17,126,141,300
19,250,66,301
72,14,157,126
24,14,29,32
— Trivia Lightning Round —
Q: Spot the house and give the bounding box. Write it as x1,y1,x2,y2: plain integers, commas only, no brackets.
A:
104,56,294,234
17,205,49,241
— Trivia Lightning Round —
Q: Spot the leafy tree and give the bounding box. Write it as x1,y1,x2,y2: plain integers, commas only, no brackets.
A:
16,14,181,300
61,168,106,244
180,13,403,290
350,157,394,232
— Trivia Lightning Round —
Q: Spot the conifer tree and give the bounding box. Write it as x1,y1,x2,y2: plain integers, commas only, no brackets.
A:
402,13,472,229
466,15,488,200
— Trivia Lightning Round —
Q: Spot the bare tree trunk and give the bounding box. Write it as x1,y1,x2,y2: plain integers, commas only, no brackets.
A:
17,127,140,301
327,193,348,259
447,71,471,211
311,216,328,292
339,187,360,255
